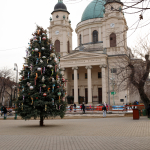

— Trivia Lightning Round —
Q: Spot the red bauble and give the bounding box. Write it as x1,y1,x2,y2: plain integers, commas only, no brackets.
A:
62,78,65,82
43,93,47,97
42,37,46,40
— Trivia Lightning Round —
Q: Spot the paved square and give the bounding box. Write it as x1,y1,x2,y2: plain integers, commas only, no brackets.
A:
0,117,150,150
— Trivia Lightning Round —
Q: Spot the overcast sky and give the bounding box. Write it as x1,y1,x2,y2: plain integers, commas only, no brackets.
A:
0,0,149,74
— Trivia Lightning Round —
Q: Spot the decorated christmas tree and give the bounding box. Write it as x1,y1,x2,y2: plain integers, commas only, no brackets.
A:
16,26,67,126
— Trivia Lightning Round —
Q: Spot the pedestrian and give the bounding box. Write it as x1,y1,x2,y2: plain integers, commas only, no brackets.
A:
74,103,76,112
82,103,85,114
122,103,125,112
104,102,106,106
80,104,82,111
89,105,91,111
102,104,107,118
1,105,4,116
147,104,150,118
106,104,108,111
70,105,72,112
3,106,7,118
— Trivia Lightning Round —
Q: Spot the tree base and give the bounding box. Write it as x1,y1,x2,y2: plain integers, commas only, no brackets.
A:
40,120,44,126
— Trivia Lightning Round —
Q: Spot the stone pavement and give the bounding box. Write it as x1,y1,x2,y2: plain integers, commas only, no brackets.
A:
0,117,150,150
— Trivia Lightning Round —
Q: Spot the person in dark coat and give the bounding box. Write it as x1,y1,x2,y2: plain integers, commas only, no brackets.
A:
1,105,4,116
3,106,7,118
74,103,76,112
147,104,150,118
102,104,107,118
82,103,85,114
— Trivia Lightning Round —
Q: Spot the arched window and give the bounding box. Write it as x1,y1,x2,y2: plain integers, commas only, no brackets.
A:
67,41,70,53
55,40,60,52
93,30,98,43
79,34,82,45
110,33,116,47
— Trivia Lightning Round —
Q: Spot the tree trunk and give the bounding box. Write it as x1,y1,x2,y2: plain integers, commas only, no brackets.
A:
40,115,44,126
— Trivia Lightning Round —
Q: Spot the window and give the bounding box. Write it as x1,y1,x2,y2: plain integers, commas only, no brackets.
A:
98,72,102,78
111,68,117,73
93,30,98,43
85,73,87,79
80,34,82,45
120,99,124,102
67,41,70,53
111,6,114,10
72,74,74,80
110,33,116,47
54,40,60,52
56,15,59,18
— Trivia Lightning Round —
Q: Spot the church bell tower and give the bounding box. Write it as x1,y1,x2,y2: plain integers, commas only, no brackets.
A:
48,0,73,56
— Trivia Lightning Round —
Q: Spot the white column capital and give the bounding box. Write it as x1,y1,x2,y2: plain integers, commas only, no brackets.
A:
72,66,78,70
85,66,92,69
99,64,107,68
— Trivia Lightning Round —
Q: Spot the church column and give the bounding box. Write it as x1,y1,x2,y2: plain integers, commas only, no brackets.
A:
89,28,92,42
99,27,101,41
99,64,107,104
72,67,78,104
85,66,92,105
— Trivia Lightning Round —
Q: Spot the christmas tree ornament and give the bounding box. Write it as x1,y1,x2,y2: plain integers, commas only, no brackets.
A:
47,65,53,68
39,36,41,43
52,78,55,82
49,77,52,81
55,65,57,72
50,53,55,58
43,93,47,97
19,77,22,81
40,59,43,63
22,86,24,92
23,95,25,101
42,33,45,35
54,58,57,62
31,97,33,105
58,91,61,102
50,44,52,50
30,86,34,90
52,84,55,92
27,82,30,86
39,87,41,93
45,105,47,111
35,73,38,79
36,58,39,64
48,88,50,92
56,74,58,80
62,76,65,82
42,37,46,40
47,59,49,63
42,76,45,82
38,52,41,58
57,86,59,88
51,69,54,75
50,58,52,60
28,72,30,79
43,67,45,73
34,78,36,85
41,47,45,50
37,68,41,71
35,48,39,52
43,84,46,88
42,56,46,59
52,98,54,105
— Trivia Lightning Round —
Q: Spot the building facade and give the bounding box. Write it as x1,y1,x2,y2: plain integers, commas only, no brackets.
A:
48,0,133,105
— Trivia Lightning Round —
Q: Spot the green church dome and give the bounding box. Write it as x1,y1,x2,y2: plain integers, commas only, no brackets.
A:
81,0,105,22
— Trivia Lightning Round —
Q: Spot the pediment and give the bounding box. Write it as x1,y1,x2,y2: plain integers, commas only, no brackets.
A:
61,51,104,60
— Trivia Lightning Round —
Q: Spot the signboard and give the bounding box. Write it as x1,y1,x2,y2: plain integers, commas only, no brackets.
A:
111,92,116,95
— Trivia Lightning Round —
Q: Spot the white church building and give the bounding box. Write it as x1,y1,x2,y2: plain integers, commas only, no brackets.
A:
48,0,136,106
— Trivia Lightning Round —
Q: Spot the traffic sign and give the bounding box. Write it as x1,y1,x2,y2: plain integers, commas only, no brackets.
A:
111,92,116,95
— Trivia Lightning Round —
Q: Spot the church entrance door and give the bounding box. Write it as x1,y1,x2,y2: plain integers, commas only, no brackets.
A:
98,88,102,104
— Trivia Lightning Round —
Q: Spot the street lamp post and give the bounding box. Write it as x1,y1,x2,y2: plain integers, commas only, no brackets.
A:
110,74,115,105
14,63,18,119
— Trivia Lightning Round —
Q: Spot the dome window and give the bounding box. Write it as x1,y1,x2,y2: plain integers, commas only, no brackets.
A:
93,30,98,43
56,15,59,18
79,34,82,45
110,33,116,47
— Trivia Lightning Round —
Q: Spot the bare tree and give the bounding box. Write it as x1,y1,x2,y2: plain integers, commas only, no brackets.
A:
0,67,16,106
